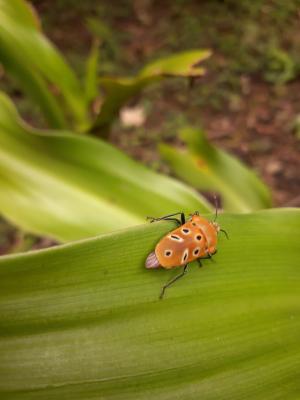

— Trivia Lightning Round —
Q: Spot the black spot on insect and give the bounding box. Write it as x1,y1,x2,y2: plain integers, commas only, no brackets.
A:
192,222,196,226
196,235,202,241
194,248,200,255
165,250,172,257
182,228,190,234
183,252,188,261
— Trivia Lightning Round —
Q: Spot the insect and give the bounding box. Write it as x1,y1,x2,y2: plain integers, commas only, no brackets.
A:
145,208,228,299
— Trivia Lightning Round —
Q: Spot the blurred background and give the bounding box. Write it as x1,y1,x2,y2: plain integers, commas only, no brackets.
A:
0,0,299,254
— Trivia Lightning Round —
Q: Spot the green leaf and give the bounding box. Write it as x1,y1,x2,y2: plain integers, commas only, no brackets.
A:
0,208,299,399
84,40,100,106
160,127,272,212
91,50,211,135
0,92,210,241
0,43,67,129
139,50,211,78
0,0,87,129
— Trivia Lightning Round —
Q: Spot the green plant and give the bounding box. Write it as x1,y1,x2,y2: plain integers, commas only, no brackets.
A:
291,114,300,140
264,48,297,84
160,127,272,212
0,0,86,129
0,0,273,244
0,4,298,398
0,0,211,136
0,93,210,241
0,208,299,398
0,0,214,240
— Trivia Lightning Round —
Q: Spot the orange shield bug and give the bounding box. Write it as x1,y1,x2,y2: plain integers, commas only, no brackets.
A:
145,209,228,299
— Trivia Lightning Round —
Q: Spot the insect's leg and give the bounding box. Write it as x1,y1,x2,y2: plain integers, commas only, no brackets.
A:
146,217,181,225
197,259,203,268
220,229,229,239
196,251,217,269
159,264,188,300
160,217,181,225
203,253,214,263
147,212,185,225
201,249,217,262
180,213,186,225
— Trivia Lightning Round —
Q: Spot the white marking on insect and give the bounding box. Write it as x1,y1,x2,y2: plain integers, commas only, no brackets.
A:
168,234,184,242
181,248,189,264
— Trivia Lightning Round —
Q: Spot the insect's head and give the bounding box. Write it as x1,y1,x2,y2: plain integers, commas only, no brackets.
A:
190,212,210,227
190,211,201,223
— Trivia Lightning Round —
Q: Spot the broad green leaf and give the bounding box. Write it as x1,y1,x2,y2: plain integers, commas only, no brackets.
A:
91,50,211,135
160,127,272,212
0,0,87,129
0,92,210,242
0,209,299,399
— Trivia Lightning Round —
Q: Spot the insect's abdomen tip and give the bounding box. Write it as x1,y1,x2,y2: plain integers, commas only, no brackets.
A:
145,251,160,269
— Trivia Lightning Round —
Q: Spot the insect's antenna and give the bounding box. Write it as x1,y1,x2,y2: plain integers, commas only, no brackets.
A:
220,229,229,240
213,194,218,222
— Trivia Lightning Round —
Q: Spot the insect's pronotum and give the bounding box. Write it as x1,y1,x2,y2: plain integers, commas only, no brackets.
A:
145,209,228,299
